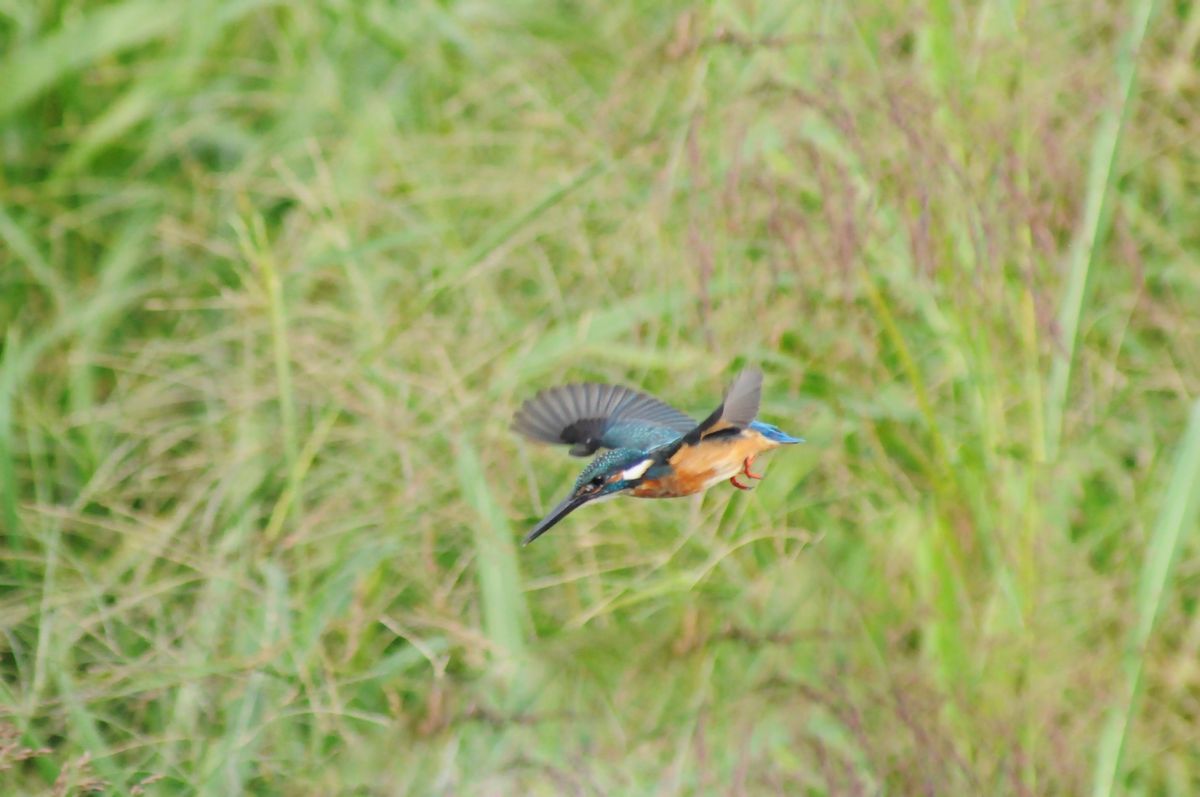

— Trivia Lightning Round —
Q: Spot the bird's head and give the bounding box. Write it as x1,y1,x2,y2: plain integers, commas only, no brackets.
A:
523,448,656,545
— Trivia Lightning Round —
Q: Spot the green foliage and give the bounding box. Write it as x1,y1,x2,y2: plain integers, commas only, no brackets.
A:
2,0,1198,793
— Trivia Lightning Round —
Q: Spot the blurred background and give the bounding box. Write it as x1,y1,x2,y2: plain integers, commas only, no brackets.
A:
3,1,1199,794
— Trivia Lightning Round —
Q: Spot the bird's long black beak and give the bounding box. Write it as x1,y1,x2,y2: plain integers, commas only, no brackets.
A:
523,492,588,545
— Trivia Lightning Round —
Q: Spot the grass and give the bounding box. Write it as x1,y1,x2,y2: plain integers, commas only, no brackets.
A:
2,0,1199,794
1093,397,1200,797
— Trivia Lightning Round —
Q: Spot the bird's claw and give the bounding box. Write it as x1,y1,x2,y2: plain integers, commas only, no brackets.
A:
731,457,764,491
742,457,763,480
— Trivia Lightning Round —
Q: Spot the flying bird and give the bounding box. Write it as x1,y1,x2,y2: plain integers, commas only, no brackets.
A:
511,367,802,544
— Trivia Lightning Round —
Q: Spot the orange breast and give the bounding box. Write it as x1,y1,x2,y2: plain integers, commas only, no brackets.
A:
630,431,781,498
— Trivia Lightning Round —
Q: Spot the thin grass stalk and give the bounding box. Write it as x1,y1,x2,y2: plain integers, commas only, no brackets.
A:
1045,0,1159,461
1092,398,1200,796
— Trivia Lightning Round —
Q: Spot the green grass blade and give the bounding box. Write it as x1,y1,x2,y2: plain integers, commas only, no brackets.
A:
67,217,153,470
925,0,964,95
455,436,527,662
1044,0,1159,461
0,328,21,563
1092,398,1200,797
235,213,298,472
51,84,158,179
421,159,608,298
0,202,69,310
0,1,183,119
262,406,340,544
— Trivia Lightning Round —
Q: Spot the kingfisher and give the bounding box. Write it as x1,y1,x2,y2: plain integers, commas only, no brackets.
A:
512,367,802,544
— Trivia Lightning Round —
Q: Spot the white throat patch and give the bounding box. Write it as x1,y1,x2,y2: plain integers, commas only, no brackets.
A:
619,458,654,481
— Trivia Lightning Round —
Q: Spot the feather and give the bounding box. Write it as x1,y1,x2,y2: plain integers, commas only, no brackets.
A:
511,382,694,456
675,367,764,448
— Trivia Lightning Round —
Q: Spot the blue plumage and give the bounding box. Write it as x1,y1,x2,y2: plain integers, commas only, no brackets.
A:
602,420,683,452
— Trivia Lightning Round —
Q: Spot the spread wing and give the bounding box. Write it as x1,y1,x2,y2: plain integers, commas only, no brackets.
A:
512,382,695,457
663,367,763,457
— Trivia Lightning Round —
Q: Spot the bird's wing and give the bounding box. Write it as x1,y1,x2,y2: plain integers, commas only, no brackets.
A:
512,382,695,457
662,367,763,455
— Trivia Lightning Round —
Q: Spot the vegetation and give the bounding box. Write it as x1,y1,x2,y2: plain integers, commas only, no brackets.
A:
2,0,1198,793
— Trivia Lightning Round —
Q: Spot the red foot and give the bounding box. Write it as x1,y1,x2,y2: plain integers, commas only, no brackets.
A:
742,457,763,480
730,475,752,490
